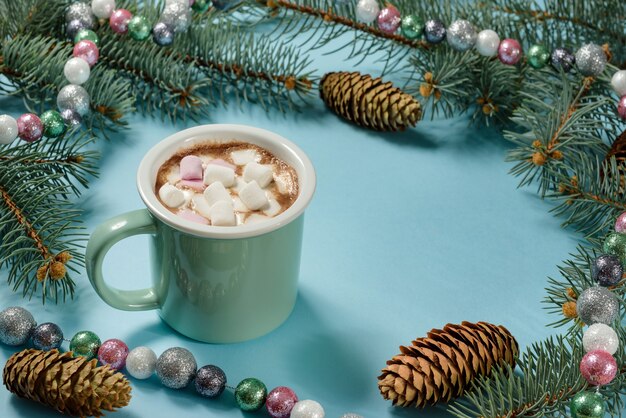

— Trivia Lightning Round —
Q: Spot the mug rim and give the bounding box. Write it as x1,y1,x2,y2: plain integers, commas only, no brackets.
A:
137,124,316,239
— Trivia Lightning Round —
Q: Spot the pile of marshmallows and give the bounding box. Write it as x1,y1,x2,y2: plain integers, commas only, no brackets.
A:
158,150,281,226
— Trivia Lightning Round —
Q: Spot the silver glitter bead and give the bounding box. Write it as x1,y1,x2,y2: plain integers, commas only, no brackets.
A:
340,414,364,418
65,2,95,27
446,19,476,52
577,286,619,325
31,322,64,351
291,400,325,418
57,84,90,116
0,307,36,346
156,347,197,389
160,2,192,33
194,365,227,398
575,43,607,77
126,346,158,379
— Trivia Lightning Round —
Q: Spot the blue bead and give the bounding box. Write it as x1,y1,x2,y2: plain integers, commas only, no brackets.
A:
32,322,64,351
153,22,175,46
424,19,446,44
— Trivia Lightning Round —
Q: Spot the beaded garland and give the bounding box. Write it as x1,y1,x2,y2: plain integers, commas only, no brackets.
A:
0,307,363,418
353,2,626,121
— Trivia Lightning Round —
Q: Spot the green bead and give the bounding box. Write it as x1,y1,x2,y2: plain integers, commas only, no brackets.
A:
570,391,606,418
40,110,66,138
74,29,99,47
603,232,626,266
527,44,550,69
401,14,424,40
128,16,151,41
234,378,267,411
192,0,211,12
69,330,101,360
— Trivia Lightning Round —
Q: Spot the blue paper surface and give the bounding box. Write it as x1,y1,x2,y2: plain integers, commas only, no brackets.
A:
0,37,586,417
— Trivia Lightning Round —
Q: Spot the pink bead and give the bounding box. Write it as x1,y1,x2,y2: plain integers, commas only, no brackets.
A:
179,210,209,224
580,350,617,386
209,158,236,170
180,155,204,180
178,180,206,191
109,9,133,34
615,212,626,233
73,40,99,67
97,339,129,370
498,38,522,65
16,113,43,142
266,386,298,418
377,5,401,34
618,95,626,120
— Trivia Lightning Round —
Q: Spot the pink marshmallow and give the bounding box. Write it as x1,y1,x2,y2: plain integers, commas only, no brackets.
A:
178,209,209,224
180,155,203,180
178,180,206,192
209,158,236,170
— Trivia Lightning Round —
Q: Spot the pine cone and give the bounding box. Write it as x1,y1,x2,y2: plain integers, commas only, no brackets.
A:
3,349,131,417
320,71,422,132
378,321,518,408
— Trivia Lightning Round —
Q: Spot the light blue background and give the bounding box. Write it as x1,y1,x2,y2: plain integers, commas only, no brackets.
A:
0,36,586,417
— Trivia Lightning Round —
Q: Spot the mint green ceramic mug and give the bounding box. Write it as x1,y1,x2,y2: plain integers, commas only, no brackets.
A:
85,125,316,343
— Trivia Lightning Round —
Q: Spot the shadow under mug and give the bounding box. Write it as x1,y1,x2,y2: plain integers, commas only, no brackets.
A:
85,125,316,343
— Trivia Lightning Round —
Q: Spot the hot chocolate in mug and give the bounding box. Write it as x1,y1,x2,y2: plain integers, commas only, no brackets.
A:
85,125,316,343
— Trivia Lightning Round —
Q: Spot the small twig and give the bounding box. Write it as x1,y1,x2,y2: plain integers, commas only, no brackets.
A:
548,77,595,149
0,155,84,164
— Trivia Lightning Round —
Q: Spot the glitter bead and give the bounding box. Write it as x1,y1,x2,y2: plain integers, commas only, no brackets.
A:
156,347,197,389
616,212,626,233
74,29,100,47
66,3,95,27
128,15,151,41
194,365,227,398
66,19,90,40
291,400,325,418
376,5,401,35
592,254,623,287
31,322,64,351
446,19,476,52
527,44,550,69
551,47,575,73
73,40,99,67
69,330,101,359
235,378,267,411
40,110,67,138
570,391,606,418
498,38,522,65
61,109,83,127
576,286,619,325
57,84,90,116
110,9,133,34
603,231,626,265
125,346,157,379
152,22,175,46
355,0,379,23
618,95,626,120
340,415,363,418
400,15,423,40
266,386,298,418
16,113,43,142
0,307,36,346
580,349,617,386
0,114,18,144
575,43,607,77
92,0,116,19
192,0,211,12
97,339,129,370
161,2,192,33
64,57,90,85
423,19,446,44
611,70,626,96
475,29,499,57
583,323,619,355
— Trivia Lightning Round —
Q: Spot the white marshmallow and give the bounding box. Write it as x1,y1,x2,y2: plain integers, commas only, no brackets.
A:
203,182,232,206
232,197,250,212
243,162,274,188
192,195,212,219
203,164,236,187
210,201,236,226
263,198,282,217
232,177,248,193
167,171,181,185
231,149,258,165
274,175,289,194
239,181,269,210
158,183,185,208
246,214,270,224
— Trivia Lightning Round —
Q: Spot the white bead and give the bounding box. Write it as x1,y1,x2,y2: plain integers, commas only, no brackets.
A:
340,415,363,418
611,70,626,96
64,58,90,85
91,0,116,19
475,29,500,57
125,346,157,379
355,0,379,23
0,115,18,145
291,400,325,418
583,323,619,355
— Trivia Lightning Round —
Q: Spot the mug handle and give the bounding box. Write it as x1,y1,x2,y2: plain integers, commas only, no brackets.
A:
86,209,160,311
